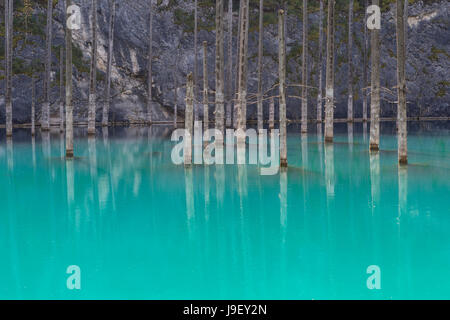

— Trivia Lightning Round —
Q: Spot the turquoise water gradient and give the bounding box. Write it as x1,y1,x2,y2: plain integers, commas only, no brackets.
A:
0,122,449,299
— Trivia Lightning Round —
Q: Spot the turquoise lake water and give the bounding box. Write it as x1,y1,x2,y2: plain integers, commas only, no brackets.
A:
0,121,449,299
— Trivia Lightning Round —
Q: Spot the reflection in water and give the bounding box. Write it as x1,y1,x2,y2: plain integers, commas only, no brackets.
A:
363,122,368,142
204,166,210,221
215,165,225,205
42,131,51,160
324,143,335,198
280,168,288,229
66,159,76,229
398,166,408,221
348,123,353,152
301,133,308,167
32,136,36,169
102,126,109,146
185,167,195,221
370,151,380,211
7,137,13,171
317,123,323,170
60,133,65,158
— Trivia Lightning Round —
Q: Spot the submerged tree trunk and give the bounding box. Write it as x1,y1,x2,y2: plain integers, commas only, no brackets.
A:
203,41,209,130
279,9,287,167
59,47,64,132
347,0,354,122
396,0,407,164
88,0,98,135
31,75,36,136
102,0,116,127
257,0,264,132
301,0,308,133
237,0,249,132
194,0,198,121
5,0,13,137
226,0,233,127
324,0,335,142
363,0,369,122
317,0,324,123
66,0,74,158
147,1,154,124
215,0,225,138
369,0,381,151
42,0,52,131
185,73,194,165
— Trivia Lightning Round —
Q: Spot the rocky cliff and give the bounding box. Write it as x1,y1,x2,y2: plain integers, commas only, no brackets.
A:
0,0,449,124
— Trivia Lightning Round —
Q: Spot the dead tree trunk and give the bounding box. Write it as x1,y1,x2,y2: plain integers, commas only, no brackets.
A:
194,0,199,121
203,41,209,130
269,97,275,130
234,0,243,129
66,0,74,158
317,0,324,123
147,1,154,124
237,0,249,132
363,0,369,122
279,9,287,167
324,0,335,143
215,0,225,137
301,0,308,133
42,0,52,131
369,0,381,151
174,70,178,127
257,0,264,131
88,0,98,135
347,0,354,122
59,47,64,132
5,0,13,137
31,75,36,136
396,0,407,164
185,73,194,165
102,0,116,127
226,0,233,127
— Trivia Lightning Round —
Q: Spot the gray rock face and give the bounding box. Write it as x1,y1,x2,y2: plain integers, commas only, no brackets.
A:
1,0,449,124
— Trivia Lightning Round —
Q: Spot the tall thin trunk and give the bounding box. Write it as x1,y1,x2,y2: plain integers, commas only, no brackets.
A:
301,0,308,133
194,0,198,121
5,0,13,137
237,0,249,132
42,0,52,131
234,0,243,129
369,0,381,151
317,0,324,123
203,41,209,130
102,0,116,127
88,0,98,135
174,70,178,127
215,0,225,138
269,97,275,130
324,0,335,143
347,0,354,122
59,47,64,132
396,0,407,164
66,0,74,158
31,75,36,136
363,0,369,122
257,0,264,131
279,9,287,167
226,0,233,127
185,73,194,165
147,1,154,124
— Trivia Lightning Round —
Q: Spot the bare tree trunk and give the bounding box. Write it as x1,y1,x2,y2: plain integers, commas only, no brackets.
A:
66,0,74,158
317,0,324,123
269,97,275,130
88,0,98,135
147,1,154,124
102,0,116,127
59,47,64,132
42,0,52,131
347,0,354,122
237,0,249,132
369,0,381,151
396,0,407,164
324,0,335,143
31,75,36,136
301,0,308,133
363,0,369,122
226,0,233,127
194,0,199,121
5,0,13,137
257,0,264,132
174,71,178,127
203,41,209,130
215,0,225,138
234,0,243,129
185,73,194,165
279,9,287,167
